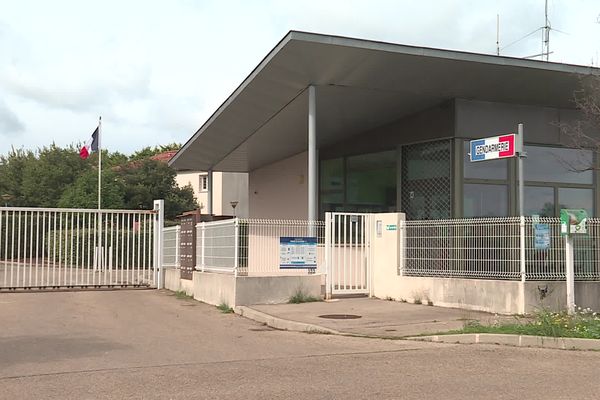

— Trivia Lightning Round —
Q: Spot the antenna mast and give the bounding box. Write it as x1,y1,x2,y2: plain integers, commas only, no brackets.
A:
542,0,550,61
496,14,500,56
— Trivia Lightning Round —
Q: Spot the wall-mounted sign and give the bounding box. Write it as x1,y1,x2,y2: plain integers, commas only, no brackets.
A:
279,237,317,269
385,224,397,231
560,209,588,236
469,134,516,162
534,223,550,250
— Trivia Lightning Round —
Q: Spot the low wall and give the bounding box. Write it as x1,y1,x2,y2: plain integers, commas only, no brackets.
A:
164,268,181,292
192,272,236,307
524,281,600,313
235,274,322,306
165,270,322,307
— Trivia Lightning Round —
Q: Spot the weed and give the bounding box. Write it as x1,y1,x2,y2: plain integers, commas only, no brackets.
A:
399,298,407,303
217,302,234,313
289,287,321,304
174,290,192,300
427,300,434,306
413,298,422,305
385,296,395,301
438,307,600,339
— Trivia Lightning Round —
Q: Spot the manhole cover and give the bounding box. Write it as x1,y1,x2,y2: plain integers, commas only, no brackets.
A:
318,314,362,320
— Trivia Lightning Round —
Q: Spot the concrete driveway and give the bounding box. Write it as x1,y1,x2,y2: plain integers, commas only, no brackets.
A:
1,290,600,399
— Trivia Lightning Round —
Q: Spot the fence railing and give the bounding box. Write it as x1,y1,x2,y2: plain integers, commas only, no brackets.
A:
402,217,600,281
162,226,180,268
190,218,325,276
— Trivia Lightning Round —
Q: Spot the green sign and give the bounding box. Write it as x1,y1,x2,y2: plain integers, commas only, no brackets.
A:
560,209,588,236
385,224,397,231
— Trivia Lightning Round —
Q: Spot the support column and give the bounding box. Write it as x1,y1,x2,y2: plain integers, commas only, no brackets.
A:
207,169,213,215
308,85,317,221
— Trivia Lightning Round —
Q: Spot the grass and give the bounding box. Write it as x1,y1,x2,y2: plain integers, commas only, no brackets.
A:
174,290,193,300
289,288,320,304
441,308,600,339
217,302,234,313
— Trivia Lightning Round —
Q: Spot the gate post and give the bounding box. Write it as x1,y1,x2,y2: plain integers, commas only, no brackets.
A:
153,199,165,289
325,212,332,299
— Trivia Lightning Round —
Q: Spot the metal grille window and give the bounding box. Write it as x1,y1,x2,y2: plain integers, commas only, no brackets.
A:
401,140,452,220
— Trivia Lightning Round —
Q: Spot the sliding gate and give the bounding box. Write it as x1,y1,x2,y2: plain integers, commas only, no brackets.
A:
325,213,372,296
0,206,161,290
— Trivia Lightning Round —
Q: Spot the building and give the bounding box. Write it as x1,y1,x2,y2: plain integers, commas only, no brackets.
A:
169,31,600,221
150,150,249,217
175,171,248,217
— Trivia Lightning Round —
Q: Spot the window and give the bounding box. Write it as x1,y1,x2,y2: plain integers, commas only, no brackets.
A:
464,184,508,217
521,145,595,217
558,188,594,217
524,146,593,184
319,150,397,216
524,186,554,217
402,141,452,219
463,140,509,217
200,175,208,192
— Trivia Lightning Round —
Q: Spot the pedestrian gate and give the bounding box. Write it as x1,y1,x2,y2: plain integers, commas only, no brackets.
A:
325,213,372,296
0,205,163,291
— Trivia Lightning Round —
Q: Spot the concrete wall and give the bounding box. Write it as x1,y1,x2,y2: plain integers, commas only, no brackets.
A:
165,270,322,308
249,152,308,219
524,281,600,313
165,268,181,292
192,271,237,307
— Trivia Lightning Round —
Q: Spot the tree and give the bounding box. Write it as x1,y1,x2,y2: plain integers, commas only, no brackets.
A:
559,75,600,170
0,147,35,206
129,143,181,162
58,169,125,209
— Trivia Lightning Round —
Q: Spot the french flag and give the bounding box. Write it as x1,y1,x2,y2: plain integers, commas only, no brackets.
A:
80,126,99,159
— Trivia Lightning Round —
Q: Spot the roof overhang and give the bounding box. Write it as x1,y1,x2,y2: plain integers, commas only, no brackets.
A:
169,31,600,172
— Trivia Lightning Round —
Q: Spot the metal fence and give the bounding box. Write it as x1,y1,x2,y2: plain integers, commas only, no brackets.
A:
193,218,325,276
162,226,180,268
0,207,158,289
402,217,600,281
239,219,325,276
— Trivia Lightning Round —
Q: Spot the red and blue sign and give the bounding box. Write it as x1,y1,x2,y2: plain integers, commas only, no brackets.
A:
470,134,516,162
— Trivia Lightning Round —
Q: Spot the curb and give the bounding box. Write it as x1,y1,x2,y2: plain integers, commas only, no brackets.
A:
407,333,600,351
234,306,341,335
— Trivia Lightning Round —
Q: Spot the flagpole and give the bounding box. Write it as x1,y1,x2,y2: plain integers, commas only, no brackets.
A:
98,116,102,210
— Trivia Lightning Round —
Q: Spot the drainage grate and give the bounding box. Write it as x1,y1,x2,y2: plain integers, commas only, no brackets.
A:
318,314,362,320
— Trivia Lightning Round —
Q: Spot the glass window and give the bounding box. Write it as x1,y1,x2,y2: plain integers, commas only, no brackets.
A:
346,151,396,209
558,188,594,217
463,141,508,180
524,146,593,184
200,175,208,191
320,158,344,192
402,141,452,219
524,186,554,217
463,184,508,217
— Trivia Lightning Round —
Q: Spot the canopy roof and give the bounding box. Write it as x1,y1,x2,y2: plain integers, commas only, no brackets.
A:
170,31,598,172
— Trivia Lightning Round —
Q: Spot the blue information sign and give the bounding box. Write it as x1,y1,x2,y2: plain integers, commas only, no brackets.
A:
279,237,317,269
534,223,550,250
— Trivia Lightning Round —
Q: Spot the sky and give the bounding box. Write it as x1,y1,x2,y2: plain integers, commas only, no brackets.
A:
0,0,599,156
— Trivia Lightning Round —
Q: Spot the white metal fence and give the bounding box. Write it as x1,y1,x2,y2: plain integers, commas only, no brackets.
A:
192,218,325,276
0,206,160,290
402,217,600,281
162,226,180,268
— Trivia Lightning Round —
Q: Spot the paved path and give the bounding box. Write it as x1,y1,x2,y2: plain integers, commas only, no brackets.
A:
250,297,510,337
1,290,600,399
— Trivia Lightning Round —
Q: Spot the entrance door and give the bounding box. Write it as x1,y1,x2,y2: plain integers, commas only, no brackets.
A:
325,212,372,296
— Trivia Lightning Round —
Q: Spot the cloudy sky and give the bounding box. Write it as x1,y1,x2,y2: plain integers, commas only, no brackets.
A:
0,0,599,155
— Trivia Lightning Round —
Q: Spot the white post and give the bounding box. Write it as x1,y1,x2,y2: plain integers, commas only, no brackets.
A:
325,212,332,299
308,85,317,223
207,169,213,215
517,123,525,218
98,116,102,210
201,222,206,272
153,199,165,289
519,216,526,283
399,214,406,277
565,235,576,314
175,225,181,268
233,218,239,277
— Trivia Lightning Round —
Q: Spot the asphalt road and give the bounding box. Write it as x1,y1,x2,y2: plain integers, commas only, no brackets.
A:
1,290,599,399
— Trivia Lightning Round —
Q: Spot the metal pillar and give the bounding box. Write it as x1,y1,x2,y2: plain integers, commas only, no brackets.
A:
308,85,317,221
207,169,213,215
565,235,575,314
